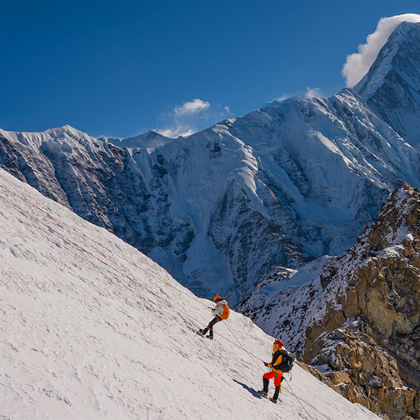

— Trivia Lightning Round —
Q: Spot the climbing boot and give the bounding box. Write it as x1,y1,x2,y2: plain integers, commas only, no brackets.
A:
258,390,268,398
273,385,281,401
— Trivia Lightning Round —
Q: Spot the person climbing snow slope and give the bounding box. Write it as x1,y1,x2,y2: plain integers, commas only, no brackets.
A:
258,339,285,404
199,296,230,340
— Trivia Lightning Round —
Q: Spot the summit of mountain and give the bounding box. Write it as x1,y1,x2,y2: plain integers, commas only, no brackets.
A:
355,21,420,149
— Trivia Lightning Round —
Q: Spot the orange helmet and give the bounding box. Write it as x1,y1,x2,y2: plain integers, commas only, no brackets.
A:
273,339,283,348
214,295,222,302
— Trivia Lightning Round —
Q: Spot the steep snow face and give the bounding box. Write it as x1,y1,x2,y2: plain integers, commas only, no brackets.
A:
0,168,381,420
2,86,420,305
236,257,332,354
355,21,420,149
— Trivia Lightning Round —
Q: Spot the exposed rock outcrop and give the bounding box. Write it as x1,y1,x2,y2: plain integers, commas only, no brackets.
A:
238,183,420,419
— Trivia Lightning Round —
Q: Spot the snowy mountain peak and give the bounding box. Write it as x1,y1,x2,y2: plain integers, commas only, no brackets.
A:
392,19,418,35
354,21,420,148
355,21,420,100
45,124,86,137
0,124,98,149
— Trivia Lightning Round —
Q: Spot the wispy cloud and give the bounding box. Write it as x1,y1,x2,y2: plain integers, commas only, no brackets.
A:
274,94,293,102
174,99,210,117
304,87,322,99
274,87,322,103
157,99,231,138
342,14,420,88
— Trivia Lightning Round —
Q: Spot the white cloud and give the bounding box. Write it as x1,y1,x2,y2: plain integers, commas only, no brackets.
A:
174,99,210,117
158,126,195,138
304,87,322,99
342,14,420,88
274,87,322,103
156,99,231,138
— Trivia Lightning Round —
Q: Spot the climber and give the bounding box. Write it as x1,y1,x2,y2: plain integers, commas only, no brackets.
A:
258,339,285,404
199,295,230,340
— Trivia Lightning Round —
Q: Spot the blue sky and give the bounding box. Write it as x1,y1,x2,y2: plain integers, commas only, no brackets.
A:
2,0,420,138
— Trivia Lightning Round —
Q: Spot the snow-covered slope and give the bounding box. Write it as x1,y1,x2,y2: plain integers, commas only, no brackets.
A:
0,168,380,420
355,21,420,149
236,256,331,354
2,85,420,306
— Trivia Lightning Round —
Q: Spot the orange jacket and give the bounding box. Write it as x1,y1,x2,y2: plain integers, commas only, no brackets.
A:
211,299,230,320
267,347,284,373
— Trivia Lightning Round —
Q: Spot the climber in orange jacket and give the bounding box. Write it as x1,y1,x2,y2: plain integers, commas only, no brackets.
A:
258,339,285,403
199,295,230,340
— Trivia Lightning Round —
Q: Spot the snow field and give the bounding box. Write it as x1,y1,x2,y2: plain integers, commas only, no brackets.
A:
0,169,380,419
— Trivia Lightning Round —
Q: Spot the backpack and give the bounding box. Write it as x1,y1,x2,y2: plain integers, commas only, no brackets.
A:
219,304,230,320
278,350,295,373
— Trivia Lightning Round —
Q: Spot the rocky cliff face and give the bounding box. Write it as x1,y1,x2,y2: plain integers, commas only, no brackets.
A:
237,183,420,419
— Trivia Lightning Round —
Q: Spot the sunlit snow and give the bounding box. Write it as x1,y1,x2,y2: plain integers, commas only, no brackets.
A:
0,168,380,419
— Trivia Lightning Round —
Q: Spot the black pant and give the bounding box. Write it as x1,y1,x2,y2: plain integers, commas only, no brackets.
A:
201,317,220,337
263,376,283,401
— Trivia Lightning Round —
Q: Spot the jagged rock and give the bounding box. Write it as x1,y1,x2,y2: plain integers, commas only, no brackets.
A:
237,183,420,419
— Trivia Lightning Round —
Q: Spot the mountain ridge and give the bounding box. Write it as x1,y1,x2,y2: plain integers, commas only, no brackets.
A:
98,129,176,149
355,21,420,149
2,22,420,304
2,86,420,304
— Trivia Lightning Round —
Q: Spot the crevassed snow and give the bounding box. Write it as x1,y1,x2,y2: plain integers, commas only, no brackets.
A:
0,168,380,420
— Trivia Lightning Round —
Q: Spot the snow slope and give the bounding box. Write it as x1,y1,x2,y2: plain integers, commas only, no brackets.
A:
0,168,380,420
